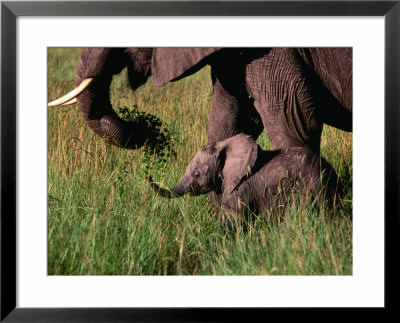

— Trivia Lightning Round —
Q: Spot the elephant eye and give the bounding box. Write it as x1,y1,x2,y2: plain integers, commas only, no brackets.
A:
193,170,200,178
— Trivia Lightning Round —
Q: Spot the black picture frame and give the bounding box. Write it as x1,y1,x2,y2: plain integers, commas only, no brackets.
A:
1,0,399,321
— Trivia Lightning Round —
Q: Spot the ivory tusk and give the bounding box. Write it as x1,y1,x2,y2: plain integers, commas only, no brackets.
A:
48,78,94,107
62,98,77,106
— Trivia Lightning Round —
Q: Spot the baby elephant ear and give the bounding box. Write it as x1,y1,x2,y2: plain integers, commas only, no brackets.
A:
215,133,258,194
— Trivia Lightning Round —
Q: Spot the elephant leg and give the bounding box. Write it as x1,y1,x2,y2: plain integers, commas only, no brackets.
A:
207,78,240,143
304,48,352,132
316,89,352,132
208,71,263,144
246,48,323,151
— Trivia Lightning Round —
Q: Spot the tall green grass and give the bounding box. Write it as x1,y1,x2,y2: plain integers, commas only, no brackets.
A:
48,48,352,275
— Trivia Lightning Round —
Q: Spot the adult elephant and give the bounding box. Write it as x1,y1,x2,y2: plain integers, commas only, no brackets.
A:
49,48,352,152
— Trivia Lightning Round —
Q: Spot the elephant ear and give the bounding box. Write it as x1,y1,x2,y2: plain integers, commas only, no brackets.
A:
215,133,258,194
151,48,221,86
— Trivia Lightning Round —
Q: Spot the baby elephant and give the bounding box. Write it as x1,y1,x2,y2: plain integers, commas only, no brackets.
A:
148,133,341,223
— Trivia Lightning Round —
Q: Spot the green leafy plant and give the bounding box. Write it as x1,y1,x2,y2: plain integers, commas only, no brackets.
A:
118,105,176,173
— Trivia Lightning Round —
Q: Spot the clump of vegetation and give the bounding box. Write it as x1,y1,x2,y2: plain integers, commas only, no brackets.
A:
118,105,176,172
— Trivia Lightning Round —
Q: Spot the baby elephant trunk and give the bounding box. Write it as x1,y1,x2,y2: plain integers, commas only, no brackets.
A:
147,176,191,198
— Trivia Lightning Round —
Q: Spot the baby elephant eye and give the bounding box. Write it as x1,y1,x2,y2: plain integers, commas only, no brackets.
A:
193,170,200,178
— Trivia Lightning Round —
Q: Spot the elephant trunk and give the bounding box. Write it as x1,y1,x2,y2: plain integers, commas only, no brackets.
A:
147,176,192,198
74,72,150,149
74,49,153,149
49,48,153,149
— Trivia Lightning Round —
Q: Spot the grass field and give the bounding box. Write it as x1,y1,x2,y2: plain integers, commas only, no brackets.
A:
47,48,353,275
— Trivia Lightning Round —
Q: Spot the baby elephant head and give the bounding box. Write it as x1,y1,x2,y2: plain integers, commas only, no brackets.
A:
148,133,258,198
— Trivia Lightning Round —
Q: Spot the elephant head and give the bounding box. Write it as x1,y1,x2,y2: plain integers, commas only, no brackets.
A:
148,133,258,198
48,47,221,149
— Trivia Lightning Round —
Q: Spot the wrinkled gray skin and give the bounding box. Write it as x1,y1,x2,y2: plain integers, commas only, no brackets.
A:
73,48,352,150
148,134,341,224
